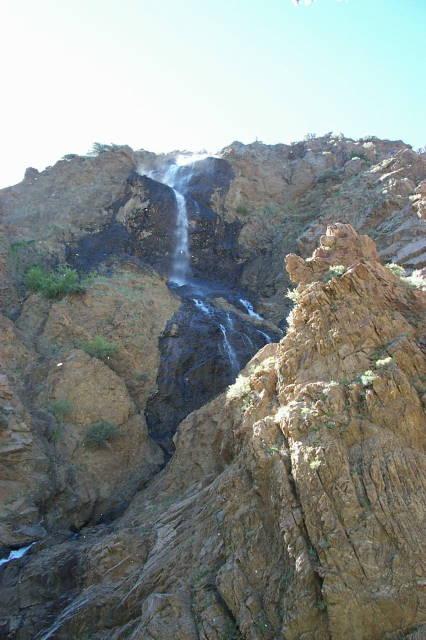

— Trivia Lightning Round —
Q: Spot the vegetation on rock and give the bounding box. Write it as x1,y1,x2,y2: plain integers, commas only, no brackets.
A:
81,335,118,361
84,420,120,448
48,398,72,421
25,265,85,299
324,264,346,281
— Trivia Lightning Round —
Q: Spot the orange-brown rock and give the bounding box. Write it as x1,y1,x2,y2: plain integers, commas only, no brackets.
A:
38,348,163,529
217,136,426,321
0,263,177,547
286,223,380,284
0,374,48,548
0,146,136,256
35,264,179,409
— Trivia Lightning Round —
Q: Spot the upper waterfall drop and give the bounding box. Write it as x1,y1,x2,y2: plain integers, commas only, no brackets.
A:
160,162,191,286
141,153,211,286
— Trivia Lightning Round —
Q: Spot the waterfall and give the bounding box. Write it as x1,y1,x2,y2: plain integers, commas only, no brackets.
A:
256,328,272,343
141,153,215,286
220,313,240,375
160,164,191,286
0,543,33,567
220,324,239,375
193,298,213,316
239,297,263,321
170,189,190,285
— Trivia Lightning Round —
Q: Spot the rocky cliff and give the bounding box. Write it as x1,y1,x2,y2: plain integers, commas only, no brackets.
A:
0,135,425,639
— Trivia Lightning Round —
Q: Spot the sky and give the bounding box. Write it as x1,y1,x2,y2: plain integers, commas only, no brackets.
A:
1,0,425,188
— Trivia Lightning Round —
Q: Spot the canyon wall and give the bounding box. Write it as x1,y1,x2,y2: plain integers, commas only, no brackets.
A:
0,136,425,638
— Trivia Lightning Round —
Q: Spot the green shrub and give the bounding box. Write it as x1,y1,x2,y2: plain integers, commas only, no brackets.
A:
25,265,85,299
88,142,119,156
385,264,425,290
8,240,40,279
9,240,36,255
286,288,300,303
81,335,118,361
49,399,73,421
402,272,426,291
235,204,250,216
375,356,393,368
316,168,342,184
359,370,378,387
349,151,369,162
85,421,119,448
324,265,346,282
386,262,406,277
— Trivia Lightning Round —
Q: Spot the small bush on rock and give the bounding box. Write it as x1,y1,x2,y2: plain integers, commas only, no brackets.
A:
25,265,85,299
375,356,393,368
402,271,426,291
88,142,120,156
49,399,72,422
235,205,250,216
385,264,425,290
386,263,406,277
85,421,120,448
286,288,300,303
81,335,118,361
359,370,378,387
324,265,346,282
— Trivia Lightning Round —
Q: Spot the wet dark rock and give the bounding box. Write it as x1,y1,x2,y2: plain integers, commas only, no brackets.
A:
186,199,242,284
0,544,83,639
183,157,234,208
65,222,135,273
146,296,278,452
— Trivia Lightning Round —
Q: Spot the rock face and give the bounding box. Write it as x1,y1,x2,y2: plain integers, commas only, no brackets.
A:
0,138,425,639
1,224,425,639
0,261,176,548
0,146,136,250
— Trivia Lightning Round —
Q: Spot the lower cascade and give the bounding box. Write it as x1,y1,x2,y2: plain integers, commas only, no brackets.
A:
219,319,240,375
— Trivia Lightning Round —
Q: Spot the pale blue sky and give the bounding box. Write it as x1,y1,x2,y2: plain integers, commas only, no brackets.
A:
1,0,425,187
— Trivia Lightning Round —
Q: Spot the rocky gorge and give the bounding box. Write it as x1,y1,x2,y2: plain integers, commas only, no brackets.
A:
0,134,425,639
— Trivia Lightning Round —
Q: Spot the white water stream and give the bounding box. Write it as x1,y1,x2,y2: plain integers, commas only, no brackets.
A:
239,297,264,321
0,543,33,568
141,155,274,377
220,313,240,375
160,163,191,286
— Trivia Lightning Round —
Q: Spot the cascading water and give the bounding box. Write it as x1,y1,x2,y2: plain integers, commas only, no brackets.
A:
0,543,33,567
193,298,213,316
256,328,272,343
239,297,264,321
141,153,281,451
160,163,191,286
219,312,240,375
219,323,240,375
